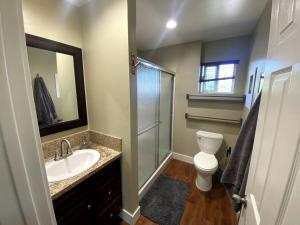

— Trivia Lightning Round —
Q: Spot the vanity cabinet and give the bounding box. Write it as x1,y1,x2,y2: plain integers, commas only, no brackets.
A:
52,158,122,225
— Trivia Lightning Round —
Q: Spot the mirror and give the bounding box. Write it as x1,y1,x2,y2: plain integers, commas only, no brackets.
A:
27,48,78,123
26,34,87,136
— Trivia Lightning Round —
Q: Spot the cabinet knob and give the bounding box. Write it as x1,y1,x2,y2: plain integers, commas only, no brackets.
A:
87,204,91,210
108,190,112,195
110,213,114,218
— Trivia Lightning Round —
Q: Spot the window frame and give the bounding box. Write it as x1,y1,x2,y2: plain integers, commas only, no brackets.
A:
199,60,240,93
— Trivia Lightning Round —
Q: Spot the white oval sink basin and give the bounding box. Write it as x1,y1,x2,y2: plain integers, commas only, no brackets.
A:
45,149,100,183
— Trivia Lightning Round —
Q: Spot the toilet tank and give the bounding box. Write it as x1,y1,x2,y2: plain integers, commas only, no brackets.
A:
196,130,223,154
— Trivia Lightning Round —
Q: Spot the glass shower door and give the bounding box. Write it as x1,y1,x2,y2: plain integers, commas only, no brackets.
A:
158,72,173,163
137,65,159,188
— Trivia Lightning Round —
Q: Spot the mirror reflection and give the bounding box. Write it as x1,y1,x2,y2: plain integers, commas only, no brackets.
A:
27,47,78,128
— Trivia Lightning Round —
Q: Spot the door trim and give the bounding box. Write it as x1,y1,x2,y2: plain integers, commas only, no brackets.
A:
0,0,56,224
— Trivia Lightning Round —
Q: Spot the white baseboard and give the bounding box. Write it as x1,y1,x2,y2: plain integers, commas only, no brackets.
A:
120,206,141,225
172,152,194,164
138,152,173,200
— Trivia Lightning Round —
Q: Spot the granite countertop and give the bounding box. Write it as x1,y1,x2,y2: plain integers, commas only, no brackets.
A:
47,144,121,200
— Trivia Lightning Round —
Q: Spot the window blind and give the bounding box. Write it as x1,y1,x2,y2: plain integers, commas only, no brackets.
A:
200,60,239,93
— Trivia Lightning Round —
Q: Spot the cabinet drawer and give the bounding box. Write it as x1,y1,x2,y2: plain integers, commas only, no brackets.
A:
94,195,122,225
92,175,121,213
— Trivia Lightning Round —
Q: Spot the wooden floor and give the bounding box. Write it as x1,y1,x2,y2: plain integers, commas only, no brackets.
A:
119,159,236,225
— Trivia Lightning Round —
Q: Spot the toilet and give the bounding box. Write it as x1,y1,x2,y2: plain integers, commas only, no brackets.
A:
193,130,223,191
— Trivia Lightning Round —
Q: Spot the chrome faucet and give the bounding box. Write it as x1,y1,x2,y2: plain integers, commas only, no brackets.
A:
54,139,73,161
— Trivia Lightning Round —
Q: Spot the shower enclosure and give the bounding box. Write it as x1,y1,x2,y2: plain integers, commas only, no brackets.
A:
137,58,174,189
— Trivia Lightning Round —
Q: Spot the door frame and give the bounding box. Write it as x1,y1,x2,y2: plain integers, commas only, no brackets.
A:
0,0,56,224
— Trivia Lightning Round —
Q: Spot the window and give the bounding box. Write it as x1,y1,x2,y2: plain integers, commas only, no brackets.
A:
199,60,239,93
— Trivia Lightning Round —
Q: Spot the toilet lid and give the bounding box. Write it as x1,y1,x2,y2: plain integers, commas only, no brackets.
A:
196,130,223,139
194,152,218,171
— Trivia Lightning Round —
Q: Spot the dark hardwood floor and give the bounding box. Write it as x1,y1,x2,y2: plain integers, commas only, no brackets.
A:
119,159,236,225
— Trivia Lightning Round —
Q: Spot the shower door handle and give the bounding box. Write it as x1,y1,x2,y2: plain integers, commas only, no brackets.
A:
157,121,163,124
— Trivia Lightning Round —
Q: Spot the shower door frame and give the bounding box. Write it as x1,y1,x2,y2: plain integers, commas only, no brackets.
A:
137,57,175,190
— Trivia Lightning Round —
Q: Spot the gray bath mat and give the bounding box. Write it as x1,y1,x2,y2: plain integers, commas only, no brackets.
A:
140,174,190,225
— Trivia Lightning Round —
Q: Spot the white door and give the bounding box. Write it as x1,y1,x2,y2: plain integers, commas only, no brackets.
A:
239,0,300,224
0,0,56,224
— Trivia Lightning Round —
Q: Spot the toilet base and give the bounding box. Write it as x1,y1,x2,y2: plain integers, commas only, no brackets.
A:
195,173,212,192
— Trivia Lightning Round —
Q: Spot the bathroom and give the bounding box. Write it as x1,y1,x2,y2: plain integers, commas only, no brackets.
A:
1,0,300,225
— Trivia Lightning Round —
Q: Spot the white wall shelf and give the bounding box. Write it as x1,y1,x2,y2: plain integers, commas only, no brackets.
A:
186,94,245,103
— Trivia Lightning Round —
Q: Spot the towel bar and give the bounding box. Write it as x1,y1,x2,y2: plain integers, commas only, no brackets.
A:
185,113,242,125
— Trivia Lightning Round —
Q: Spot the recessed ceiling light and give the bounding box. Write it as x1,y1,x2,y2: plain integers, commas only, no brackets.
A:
166,20,177,29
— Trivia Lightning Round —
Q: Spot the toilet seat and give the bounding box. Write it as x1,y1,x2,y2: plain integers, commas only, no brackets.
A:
194,152,218,171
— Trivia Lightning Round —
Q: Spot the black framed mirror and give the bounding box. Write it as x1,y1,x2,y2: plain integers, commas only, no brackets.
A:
26,34,87,136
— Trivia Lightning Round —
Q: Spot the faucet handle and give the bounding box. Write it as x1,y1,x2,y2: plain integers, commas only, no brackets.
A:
80,136,89,149
54,151,60,161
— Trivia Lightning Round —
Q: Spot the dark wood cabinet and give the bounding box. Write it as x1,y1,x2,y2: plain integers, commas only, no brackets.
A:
53,158,122,225
56,198,92,225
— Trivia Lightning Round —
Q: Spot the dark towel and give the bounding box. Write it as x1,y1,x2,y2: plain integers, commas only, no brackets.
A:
33,74,60,126
221,93,261,211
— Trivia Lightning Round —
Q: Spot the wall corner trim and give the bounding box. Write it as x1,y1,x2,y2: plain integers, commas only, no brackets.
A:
119,206,141,225
172,152,194,164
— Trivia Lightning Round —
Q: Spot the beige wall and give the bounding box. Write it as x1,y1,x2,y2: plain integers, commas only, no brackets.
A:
201,35,252,94
127,0,139,212
80,0,139,214
243,0,272,118
23,0,82,47
140,41,243,169
22,0,87,141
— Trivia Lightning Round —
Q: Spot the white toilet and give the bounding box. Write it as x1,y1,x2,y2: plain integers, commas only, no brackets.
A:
193,130,223,191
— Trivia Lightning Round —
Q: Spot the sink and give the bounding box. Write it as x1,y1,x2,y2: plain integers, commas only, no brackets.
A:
45,149,100,183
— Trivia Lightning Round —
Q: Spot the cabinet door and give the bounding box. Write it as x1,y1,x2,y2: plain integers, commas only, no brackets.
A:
56,199,92,225
94,196,122,225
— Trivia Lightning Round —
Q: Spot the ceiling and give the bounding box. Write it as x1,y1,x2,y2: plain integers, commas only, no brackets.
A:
137,0,268,50
65,0,91,7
